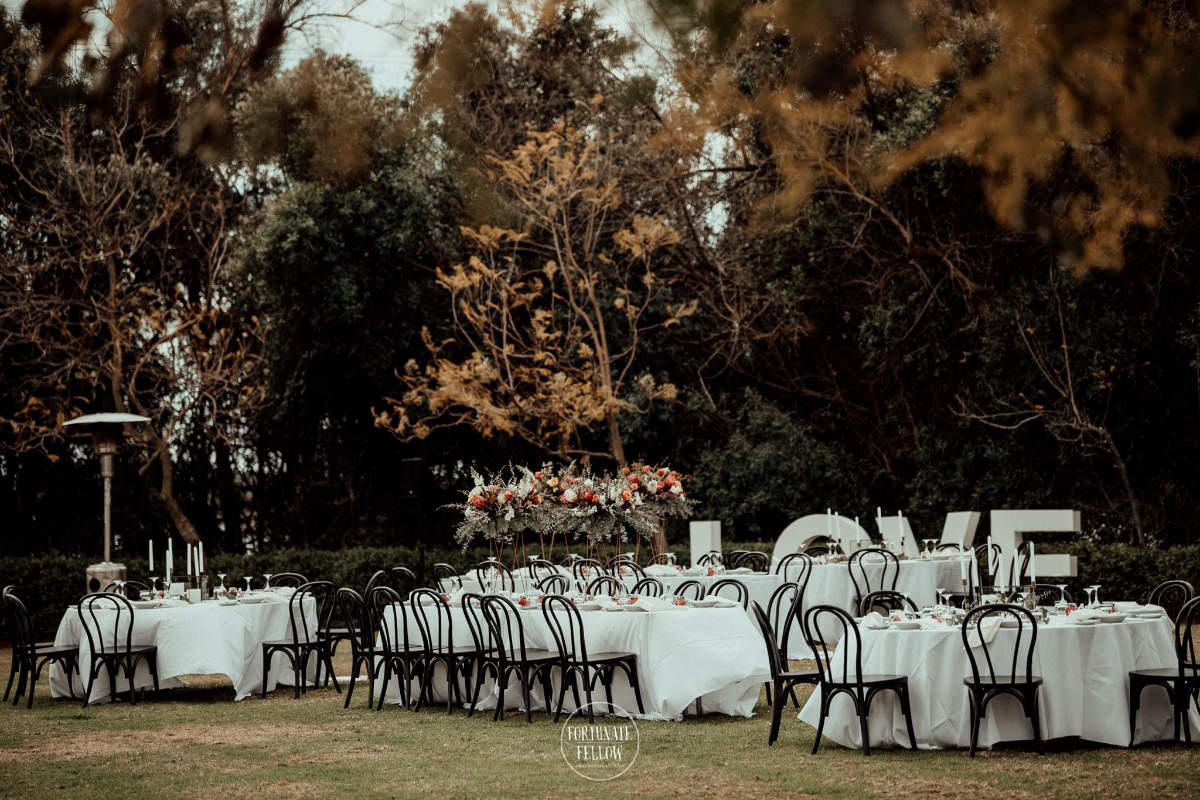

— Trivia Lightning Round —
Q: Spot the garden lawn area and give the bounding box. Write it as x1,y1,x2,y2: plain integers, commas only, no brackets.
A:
0,647,1196,800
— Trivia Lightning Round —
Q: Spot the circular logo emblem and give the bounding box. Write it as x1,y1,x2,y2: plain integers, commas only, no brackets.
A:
559,703,640,781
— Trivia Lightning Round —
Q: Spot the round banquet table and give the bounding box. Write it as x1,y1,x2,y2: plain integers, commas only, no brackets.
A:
373,600,769,721
49,592,319,704
796,615,1197,750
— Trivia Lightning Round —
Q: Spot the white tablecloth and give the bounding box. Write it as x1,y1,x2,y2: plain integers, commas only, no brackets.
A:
797,616,1197,749
50,593,318,703
374,603,769,721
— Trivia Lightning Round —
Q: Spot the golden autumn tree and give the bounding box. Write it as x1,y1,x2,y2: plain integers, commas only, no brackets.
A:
376,123,692,469
651,0,1200,272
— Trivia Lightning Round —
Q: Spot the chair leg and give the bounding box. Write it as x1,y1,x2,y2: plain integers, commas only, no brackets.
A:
1180,685,1193,745
344,656,360,709
768,680,785,746
261,647,272,699
968,690,982,757
25,672,36,709
494,669,507,721
858,708,872,756
602,666,615,716
552,671,571,723
1129,680,1142,747
82,663,98,709
627,661,645,715
468,662,490,717
1029,690,1044,753
898,685,918,751
812,689,831,755
3,660,16,702
149,656,159,697
764,682,772,706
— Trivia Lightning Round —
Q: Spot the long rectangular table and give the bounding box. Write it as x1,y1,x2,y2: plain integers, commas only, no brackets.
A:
374,601,770,721
49,593,317,703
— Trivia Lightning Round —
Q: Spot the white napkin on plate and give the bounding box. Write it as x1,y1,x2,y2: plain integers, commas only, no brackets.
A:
682,566,706,576
966,616,1002,648
644,564,679,577
862,611,887,628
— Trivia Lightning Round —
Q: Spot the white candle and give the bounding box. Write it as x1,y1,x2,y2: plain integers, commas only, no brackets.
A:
166,539,173,581
187,544,193,576
986,535,993,576
960,555,968,584
826,508,833,538
198,541,204,574
149,540,154,573
1028,541,1036,584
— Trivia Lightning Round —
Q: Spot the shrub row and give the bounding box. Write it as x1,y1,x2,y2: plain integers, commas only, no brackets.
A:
3,542,1197,638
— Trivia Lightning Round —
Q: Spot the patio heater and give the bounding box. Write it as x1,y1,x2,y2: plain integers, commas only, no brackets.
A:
63,412,151,592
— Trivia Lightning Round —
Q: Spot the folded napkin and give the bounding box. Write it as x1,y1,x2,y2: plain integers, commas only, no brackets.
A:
862,611,887,628
644,564,679,577
725,567,753,574
681,567,706,576
966,616,1001,648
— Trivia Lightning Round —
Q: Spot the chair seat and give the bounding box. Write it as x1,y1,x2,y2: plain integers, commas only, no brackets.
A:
779,669,820,682
575,651,635,664
493,649,559,663
826,674,908,687
964,675,1043,687
31,644,77,657
1130,667,1196,681
262,639,321,648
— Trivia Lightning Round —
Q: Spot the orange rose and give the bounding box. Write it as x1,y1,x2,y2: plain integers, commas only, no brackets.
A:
657,468,667,477
621,489,632,500
534,471,543,480
469,495,488,509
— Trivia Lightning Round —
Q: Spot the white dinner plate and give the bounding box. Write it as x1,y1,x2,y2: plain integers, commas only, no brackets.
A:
1098,613,1128,623
890,621,921,630
1000,619,1020,629
1070,617,1100,625
689,598,719,607
864,624,889,631
218,599,238,606
1134,610,1164,619
237,596,271,604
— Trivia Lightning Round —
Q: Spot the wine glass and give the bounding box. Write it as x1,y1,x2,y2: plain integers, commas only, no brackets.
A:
923,539,937,558
1088,584,1102,607
263,573,274,591
113,579,126,597
244,576,254,593
1055,583,1069,607
149,576,159,599
216,573,227,600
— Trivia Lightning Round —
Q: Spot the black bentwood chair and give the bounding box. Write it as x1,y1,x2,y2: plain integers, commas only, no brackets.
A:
858,590,919,617
336,588,386,709
571,558,603,586
369,585,425,710
847,548,900,611
802,604,917,755
261,581,339,699
432,563,463,593
774,552,814,579
475,560,516,593
731,551,769,572
586,575,623,597
1147,580,1196,621
961,604,1043,756
673,580,705,601
478,595,558,722
528,557,558,585
631,577,664,597
409,588,475,713
752,602,819,745
460,592,499,715
1129,595,1200,746
75,592,160,708
101,580,152,600
707,579,750,609
267,572,308,588
607,557,646,580
763,582,813,708
537,574,571,595
3,588,79,706
541,594,644,723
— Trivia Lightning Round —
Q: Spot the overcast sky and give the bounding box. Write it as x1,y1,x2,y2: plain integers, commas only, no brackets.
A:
1,0,665,93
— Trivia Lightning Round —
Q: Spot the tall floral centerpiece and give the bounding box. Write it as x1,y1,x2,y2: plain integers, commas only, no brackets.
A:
449,461,695,563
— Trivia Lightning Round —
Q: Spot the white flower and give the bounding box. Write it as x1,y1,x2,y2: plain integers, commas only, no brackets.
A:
584,479,594,488
669,484,682,495
504,506,516,521
646,479,659,493
498,493,509,505
563,488,578,502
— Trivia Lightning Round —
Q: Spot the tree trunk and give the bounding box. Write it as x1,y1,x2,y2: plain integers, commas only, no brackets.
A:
214,437,242,550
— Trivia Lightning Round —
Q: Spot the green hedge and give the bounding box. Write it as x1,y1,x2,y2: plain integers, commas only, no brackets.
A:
4,542,1198,639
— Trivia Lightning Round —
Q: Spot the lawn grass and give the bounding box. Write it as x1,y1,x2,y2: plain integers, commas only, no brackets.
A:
0,647,1197,800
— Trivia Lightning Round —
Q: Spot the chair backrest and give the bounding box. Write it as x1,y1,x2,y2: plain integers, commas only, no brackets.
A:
3,589,38,658
648,553,674,565
481,595,532,663
774,552,813,579
541,594,589,663
77,592,137,656
730,551,768,572
934,543,963,553
586,575,622,596
571,558,603,582
335,587,372,651
392,567,419,597
364,569,389,597
475,560,515,593
961,604,1039,684
432,563,462,592
1033,585,1071,605
751,602,785,681
858,590,918,617
101,580,151,599
707,578,749,608
286,581,335,645
608,558,646,580
461,593,494,655
803,544,830,557
765,581,800,656
696,551,722,566
673,580,704,600
1175,596,1200,676
537,574,570,594
368,585,415,654
528,558,557,583
1009,541,1032,588
1148,579,1195,621
801,604,863,685
409,588,455,654
269,572,308,588
974,542,1002,583
847,548,900,605
631,577,664,597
